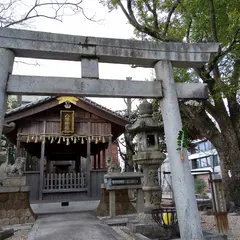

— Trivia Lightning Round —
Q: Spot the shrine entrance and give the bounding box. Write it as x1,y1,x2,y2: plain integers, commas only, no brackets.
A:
0,27,219,239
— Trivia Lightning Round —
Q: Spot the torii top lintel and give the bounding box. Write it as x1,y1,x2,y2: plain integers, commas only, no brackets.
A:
0,28,219,68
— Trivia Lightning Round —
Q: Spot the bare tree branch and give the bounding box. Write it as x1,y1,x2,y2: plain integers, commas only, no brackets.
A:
208,28,239,71
118,0,176,42
186,19,192,43
162,2,179,37
208,0,219,42
116,139,126,161
15,60,40,66
0,0,94,28
142,0,158,31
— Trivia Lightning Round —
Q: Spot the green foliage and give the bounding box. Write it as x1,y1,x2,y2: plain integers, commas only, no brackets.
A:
194,178,207,194
177,126,190,151
102,0,240,203
6,96,18,111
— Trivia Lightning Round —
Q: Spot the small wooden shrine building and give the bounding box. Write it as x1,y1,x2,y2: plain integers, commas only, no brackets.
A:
4,96,129,201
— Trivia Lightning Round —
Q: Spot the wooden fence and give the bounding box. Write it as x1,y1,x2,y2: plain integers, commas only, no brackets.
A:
43,172,87,193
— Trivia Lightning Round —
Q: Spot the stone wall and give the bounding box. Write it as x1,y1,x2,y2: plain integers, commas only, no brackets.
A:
0,187,36,225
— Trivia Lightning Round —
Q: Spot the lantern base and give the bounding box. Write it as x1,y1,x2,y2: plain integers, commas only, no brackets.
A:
128,220,180,239
126,208,179,239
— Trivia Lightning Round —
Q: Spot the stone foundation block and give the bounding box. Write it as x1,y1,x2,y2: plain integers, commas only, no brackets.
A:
0,187,36,226
127,220,180,239
203,231,228,240
96,188,136,216
3,176,26,187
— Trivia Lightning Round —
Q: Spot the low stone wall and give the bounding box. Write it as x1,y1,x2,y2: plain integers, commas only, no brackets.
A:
0,186,36,225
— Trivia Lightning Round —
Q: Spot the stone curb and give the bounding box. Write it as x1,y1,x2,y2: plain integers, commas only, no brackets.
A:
134,233,152,240
98,224,125,240
0,229,14,240
27,219,41,240
1,223,33,231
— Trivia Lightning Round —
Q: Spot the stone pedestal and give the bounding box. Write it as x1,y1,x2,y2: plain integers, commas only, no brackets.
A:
95,185,136,216
0,176,36,225
3,176,26,186
133,151,165,221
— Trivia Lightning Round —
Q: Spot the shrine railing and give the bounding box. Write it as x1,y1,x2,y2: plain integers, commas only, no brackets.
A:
43,172,87,193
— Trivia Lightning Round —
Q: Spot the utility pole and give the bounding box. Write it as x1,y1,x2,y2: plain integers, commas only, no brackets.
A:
125,77,132,118
16,95,22,107
124,77,134,172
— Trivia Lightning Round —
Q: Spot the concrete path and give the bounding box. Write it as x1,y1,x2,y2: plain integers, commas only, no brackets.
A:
28,211,124,240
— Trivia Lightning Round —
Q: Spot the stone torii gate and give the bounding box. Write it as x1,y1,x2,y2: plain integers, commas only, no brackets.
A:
0,28,219,239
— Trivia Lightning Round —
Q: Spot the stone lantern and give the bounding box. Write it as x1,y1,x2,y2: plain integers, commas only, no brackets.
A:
126,100,166,213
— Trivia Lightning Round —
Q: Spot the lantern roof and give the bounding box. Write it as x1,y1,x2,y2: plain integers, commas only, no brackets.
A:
126,100,162,133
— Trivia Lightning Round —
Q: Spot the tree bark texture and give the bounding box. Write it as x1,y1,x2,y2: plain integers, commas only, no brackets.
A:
181,102,240,205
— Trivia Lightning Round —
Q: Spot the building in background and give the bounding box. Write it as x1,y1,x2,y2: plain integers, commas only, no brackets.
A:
161,139,221,195
189,139,221,190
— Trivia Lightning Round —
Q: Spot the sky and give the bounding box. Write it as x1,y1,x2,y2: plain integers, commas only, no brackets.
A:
12,0,153,111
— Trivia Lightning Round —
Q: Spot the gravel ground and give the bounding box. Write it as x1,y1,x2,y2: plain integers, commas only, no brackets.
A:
200,212,239,240
111,212,240,240
5,230,29,240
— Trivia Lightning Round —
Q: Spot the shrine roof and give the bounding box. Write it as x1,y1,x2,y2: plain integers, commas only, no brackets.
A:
6,96,125,119
5,96,129,126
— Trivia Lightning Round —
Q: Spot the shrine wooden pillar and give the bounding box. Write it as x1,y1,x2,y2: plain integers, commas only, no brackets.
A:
108,135,112,158
102,148,106,169
39,121,46,200
93,154,97,169
97,152,101,169
16,135,21,158
0,49,15,143
87,122,92,198
75,155,80,173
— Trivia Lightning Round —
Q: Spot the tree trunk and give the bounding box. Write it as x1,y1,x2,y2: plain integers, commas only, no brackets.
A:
216,142,240,206
124,132,134,172
181,103,240,205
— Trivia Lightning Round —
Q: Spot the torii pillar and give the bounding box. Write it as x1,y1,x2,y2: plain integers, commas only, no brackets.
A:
155,61,204,240
0,48,15,142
